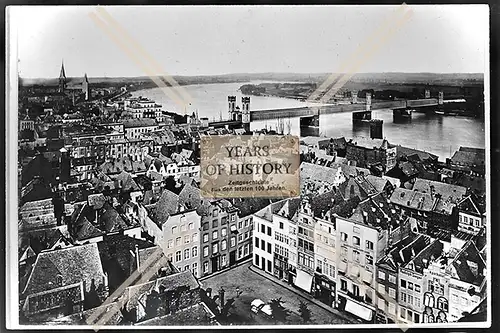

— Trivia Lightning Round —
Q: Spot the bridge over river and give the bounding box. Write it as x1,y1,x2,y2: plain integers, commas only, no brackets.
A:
250,98,439,121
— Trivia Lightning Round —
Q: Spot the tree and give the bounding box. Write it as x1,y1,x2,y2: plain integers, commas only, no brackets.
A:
269,297,289,323
298,300,312,323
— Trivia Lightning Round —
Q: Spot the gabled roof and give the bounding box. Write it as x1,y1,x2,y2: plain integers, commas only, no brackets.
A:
149,190,180,226
22,243,104,296
448,240,486,286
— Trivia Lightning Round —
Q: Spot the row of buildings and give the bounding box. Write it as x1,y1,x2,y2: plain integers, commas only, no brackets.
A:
251,155,486,324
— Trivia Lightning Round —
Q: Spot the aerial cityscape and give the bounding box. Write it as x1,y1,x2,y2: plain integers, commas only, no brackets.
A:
10,5,488,328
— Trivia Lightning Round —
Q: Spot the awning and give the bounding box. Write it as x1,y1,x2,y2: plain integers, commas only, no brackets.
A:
362,269,373,284
294,269,313,293
338,260,347,274
345,299,374,321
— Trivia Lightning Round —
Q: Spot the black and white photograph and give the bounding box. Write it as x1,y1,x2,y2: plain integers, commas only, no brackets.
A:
5,4,490,329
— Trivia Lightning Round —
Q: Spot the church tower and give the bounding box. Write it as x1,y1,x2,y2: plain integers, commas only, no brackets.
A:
58,61,66,93
82,73,90,100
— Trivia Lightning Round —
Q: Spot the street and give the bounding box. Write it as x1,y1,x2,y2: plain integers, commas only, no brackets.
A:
200,261,359,325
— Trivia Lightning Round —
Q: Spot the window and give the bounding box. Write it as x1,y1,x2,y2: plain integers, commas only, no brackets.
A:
203,233,209,243
221,228,227,237
184,235,190,244
261,225,265,233
400,308,406,320
184,265,189,271
400,279,407,288
192,247,198,257
244,244,249,255
189,222,194,230
191,262,198,276
414,313,420,323
340,279,347,291
167,240,173,248
244,231,249,239
238,221,243,229
366,254,373,265
378,298,385,310
176,237,181,246
172,226,178,234
279,221,284,229
203,246,209,257
167,253,173,262
459,215,463,223
353,226,360,234
202,223,209,231
245,218,249,227
184,249,190,260
415,297,421,308
231,237,236,247
181,224,187,232
212,220,218,228
267,243,272,254
388,303,396,315
408,282,413,291
353,250,360,263
255,237,259,248
238,234,243,242
424,293,435,307
222,254,227,266
415,284,421,292
255,254,260,266
221,239,227,251
203,262,209,273
353,236,360,246
366,240,374,250
175,251,181,262
267,226,272,236
389,287,396,298
400,291,407,303
378,271,385,280
340,232,348,242
213,230,218,240
378,284,385,295
261,240,265,250
408,294,414,306
212,243,219,254
389,274,396,284
353,284,360,297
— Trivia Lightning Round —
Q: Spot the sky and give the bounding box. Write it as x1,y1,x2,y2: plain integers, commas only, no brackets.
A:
10,5,489,78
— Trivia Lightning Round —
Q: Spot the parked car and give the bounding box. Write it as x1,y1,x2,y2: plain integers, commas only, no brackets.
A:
250,299,273,317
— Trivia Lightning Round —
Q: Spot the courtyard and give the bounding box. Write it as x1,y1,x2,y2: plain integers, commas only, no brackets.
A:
200,261,360,325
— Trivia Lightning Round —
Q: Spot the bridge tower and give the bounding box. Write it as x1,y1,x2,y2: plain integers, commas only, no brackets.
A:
352,90,358,104
242,97,251,132
228,96,236,120
438,91,444,105
425,89,430,99
365,92,372,111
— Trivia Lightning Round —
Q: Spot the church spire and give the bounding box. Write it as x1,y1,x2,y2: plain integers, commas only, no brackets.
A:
58,60,66,92
59,61,66,80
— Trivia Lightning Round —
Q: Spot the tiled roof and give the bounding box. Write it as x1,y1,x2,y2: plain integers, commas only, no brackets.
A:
123,118,157,128
22,282,84,316
50,301,123,325
448,240,486,286
412,178,467,202
390,188,434,212
18,227,67,257
231,197,274,218
178,184,211,216
149,190,180,226
350,193,402,230
451,149,485,166
410,239,444,274
112,171,140,192
136,303,217,326
88,193,106,209
22,243,105,296
396,146,438,161
365,175,391,193
124,271,199,311
346,136,390,150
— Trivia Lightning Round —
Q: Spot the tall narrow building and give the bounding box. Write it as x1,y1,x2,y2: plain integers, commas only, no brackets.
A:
58,61,66,93
82,73,90,100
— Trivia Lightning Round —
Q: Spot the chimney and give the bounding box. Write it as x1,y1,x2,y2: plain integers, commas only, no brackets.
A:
218,287,225,308
135,244,140,272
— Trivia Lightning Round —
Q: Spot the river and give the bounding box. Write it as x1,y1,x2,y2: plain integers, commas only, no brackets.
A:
131,81,485,161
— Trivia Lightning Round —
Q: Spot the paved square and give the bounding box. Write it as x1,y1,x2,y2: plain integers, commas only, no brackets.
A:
200,261,359,325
